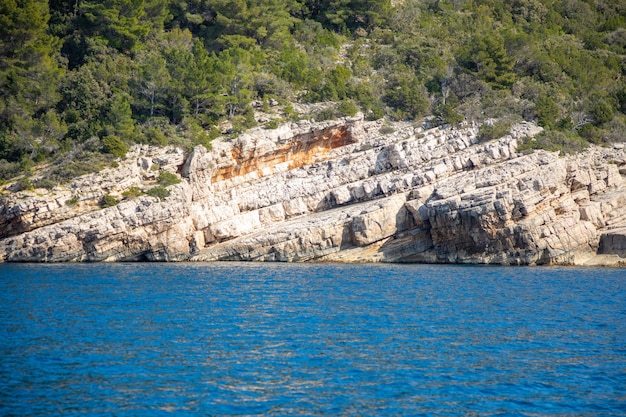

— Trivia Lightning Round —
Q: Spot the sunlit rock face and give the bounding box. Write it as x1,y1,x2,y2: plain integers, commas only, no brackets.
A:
1,116,625,265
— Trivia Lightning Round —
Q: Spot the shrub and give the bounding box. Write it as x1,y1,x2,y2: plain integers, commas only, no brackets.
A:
384,70,429,119
34,178,58,190
100,194,119,208
140,117,177,145
379,123,396,135
144,127,168,146
367,104,385,121
535,95,559,128
589,98,614,125
314,107,339,122
146,186,170,199
102,135,128,158
230,108,258,134
0,161,22,181
517,130,589,155
433,104,464,126
338,100,360,117
50,161,103,182
65,196,80,206
181,117,214,150
282,103,298,121
12,178,34,192
157,171,181,187
122,186,143,199
478,120,512,142
577,124,603,144
265,119,280,129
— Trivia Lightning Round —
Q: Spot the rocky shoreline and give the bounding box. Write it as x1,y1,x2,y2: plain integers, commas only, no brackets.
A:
1,117,625,265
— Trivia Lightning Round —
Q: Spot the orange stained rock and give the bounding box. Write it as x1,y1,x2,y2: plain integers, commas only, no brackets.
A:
211,126,354,183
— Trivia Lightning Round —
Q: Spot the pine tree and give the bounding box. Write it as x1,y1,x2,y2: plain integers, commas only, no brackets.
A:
0,0,63,163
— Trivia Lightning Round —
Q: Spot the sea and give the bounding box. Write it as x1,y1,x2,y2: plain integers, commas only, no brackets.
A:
0,262,624,416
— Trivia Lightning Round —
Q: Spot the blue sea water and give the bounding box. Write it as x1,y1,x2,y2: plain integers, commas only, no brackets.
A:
0,263,625,416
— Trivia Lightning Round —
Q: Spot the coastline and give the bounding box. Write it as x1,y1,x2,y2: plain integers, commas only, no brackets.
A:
2,118,625,265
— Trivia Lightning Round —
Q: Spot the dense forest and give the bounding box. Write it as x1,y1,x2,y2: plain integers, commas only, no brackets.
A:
1,0,625,186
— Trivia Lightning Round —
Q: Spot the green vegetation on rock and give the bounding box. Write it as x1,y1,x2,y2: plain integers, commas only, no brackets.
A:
122,186,143,199
146,186,170,199
157,171,181,187
478,120,514,143
1,0,624,182
100,194,119,208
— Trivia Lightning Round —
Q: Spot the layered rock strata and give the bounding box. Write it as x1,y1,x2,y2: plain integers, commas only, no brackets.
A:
1,117,625,265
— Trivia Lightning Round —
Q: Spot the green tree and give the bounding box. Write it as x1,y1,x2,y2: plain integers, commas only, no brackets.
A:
534,94,559,128
133,50,170,118
589,97,614,126
155,29,193,124
59,65,110,140
157,170,181,186
186,40,220,118
207,0,296,49
0,0,63,164
303,0,391,32
217,47,254,118
433,103,463,126
52,0,170,68
74,0,150,51
102,134,127,157
104,92,135,140
100,193,119,207
163,46,192,124
314,65,351,101
384,68,429,119
458,30,516,88
277,46,313,87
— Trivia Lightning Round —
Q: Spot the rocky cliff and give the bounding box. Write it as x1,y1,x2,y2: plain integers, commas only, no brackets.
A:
1,117,625,265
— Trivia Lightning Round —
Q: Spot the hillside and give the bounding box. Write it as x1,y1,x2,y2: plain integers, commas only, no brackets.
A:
1,1,626,264
1,0,625,187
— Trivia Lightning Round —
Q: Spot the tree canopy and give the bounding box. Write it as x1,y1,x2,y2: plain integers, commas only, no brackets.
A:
1,0,625,182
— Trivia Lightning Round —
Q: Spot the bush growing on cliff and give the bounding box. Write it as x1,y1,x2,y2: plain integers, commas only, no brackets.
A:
38,179,60,190
379,123,396,135
264,119,280,129
49,160,106,183
518,130,589,155
122,186,143,199
478,120,513,143
146,186,170,199
100,194,119,208
157,171,181,187
102,135,128,158
433,104,464,127
313,107,340,122
0,161,22,182
383,69,429,120
12,179,34,192
338,100,360,117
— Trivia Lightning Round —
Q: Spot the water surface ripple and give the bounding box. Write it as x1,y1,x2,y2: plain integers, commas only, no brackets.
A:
1,263,625,416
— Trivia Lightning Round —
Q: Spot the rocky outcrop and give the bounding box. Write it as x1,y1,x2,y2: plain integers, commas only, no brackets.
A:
1,116,625,265
0,146,186,240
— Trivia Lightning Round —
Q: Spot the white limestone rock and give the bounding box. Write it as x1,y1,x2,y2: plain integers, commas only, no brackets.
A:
2,118,625,266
